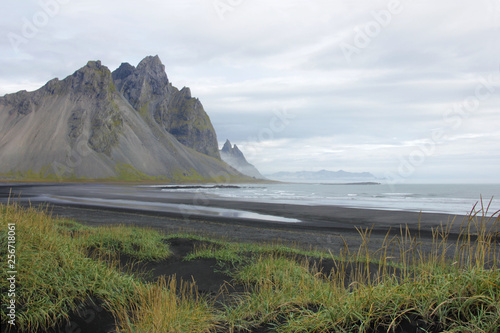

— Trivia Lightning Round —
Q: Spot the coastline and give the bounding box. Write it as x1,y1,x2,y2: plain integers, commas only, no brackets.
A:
2,183,499,332
0,183,471,254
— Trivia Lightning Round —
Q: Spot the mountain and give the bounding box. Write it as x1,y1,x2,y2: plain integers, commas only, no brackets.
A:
220,140,266,179
267,170,378,183
112,56,220,159
0,56,247,182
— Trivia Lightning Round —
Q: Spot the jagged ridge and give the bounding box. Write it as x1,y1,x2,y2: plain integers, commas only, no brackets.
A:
112,56,220,159
0,57,246,181
220,139,266,180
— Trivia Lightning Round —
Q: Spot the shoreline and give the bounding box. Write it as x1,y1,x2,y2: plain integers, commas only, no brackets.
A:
0,183,473,254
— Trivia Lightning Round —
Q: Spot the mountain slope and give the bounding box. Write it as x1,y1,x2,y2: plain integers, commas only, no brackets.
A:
112,56,220,159
0,58,245,182
220,140,265,179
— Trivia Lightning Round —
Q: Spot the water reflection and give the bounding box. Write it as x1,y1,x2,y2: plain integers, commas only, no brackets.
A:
40,195,301,223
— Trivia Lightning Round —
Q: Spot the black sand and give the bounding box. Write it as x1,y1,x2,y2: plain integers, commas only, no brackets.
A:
0,183,469,253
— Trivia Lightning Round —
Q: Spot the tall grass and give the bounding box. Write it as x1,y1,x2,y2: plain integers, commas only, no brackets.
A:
1,200,499,332
0,203,133,331
115,276,216,332
222,202,500,332
0,203,214,333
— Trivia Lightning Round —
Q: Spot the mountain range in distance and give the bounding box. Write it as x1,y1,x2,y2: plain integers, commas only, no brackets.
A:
217,143,377,184
0,56,251,182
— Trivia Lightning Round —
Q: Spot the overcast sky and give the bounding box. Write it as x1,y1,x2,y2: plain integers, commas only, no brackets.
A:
1,0,500,182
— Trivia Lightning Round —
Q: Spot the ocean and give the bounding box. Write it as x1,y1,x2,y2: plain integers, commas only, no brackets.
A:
160,183,500,216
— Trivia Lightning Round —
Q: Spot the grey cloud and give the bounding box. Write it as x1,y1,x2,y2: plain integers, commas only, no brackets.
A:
1,0,499,181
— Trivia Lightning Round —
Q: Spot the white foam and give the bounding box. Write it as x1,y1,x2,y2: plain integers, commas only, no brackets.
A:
155,183,500,215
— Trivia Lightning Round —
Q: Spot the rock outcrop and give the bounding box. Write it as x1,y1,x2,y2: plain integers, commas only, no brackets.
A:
220,140,266,179
112,56,220,159
0,56,245,181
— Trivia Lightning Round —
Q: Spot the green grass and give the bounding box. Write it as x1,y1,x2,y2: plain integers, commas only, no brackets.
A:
0,203,214,332
0,167,260,183
114,163,169,182
65,223,172,261
1,202,499,332
115,276,216,332
0,203,131,331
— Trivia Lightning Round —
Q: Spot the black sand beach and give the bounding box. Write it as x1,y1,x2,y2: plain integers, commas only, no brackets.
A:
0,183,468,254
2,183,498,333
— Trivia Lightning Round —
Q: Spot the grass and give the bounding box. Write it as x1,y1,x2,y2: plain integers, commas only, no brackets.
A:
1,201,499,332
0,203,215,333
115,276,216,332
114,163,169,182
0,162,262,183
66,222,172,261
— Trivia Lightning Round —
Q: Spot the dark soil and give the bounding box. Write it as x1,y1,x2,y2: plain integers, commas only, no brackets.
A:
118,237,240,297
2,297,117,333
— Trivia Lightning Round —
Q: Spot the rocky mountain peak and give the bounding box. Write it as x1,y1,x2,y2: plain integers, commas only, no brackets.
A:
220,140,265,179
136,55,169,85
180,87,192,99
112,56,169,105
112,62,136,82
222,139,232,152
111,56,221,160
221,140,246,160
137,55,162,69
0,60,115,116
66,60,115,96
75,60,109,78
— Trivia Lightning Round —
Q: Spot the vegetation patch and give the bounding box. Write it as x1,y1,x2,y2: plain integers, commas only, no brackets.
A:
114,163,167,182
172,168,206,183
1,202,499,332
71,224,172,261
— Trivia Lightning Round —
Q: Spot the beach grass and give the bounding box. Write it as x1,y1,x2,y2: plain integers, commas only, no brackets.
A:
69,223,172,261
0,203,215,333
1,201,499,332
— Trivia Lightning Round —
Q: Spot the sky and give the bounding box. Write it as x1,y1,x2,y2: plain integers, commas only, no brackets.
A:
1,0,500,183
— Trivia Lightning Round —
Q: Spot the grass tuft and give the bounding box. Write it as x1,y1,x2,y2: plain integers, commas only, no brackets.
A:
73,224,172,261
114,276,216,332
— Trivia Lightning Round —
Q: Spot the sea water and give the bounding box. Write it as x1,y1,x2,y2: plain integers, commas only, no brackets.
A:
160,183,500,215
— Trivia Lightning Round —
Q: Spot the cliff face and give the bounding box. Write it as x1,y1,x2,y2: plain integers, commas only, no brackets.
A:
220,140,266,180
164,86,220,159
0,57,243,181
112,56,220,159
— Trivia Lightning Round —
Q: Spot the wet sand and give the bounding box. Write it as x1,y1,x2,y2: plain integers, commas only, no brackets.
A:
0,183,469,254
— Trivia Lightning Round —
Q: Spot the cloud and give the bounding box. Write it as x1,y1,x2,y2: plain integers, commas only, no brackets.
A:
1,0,499,182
